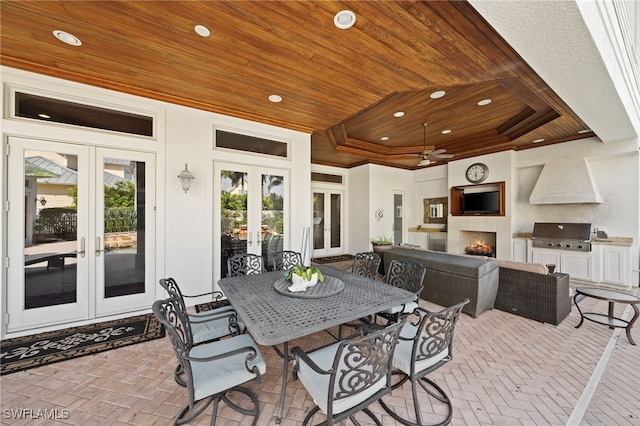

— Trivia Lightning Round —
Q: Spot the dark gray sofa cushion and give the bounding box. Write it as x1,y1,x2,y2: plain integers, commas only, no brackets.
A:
384,247,499,318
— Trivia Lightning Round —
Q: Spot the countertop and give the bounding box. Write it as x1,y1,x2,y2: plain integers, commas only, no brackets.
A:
589,236,633,246
512,233,633,246
408,227,446,233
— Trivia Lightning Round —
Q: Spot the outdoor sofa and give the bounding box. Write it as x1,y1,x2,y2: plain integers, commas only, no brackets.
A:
383,247,499,318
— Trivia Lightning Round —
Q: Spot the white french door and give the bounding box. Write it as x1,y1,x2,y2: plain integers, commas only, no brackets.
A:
393,191,404,245
312,189,343,258
94,148,156,316
214,162,289,281
6,137,156,332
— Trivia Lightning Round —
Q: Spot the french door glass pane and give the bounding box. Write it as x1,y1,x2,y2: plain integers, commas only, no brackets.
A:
261,174,284,271
221,170,249,277
103,159,146,298
313,193,325,250
24,150,78,309
394,194,403,245
330,193,341,248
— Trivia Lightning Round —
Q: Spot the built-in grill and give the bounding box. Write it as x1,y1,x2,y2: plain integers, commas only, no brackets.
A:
531,222,592,252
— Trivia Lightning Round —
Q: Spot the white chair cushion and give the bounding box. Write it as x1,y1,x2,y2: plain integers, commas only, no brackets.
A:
393,323,449,375
189,334,266,401
296,342,387,416
189,312,245,344
382,301,419,315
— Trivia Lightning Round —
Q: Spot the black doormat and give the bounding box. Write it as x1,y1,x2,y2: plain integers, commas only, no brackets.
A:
311,254,355,264
0,313,164,376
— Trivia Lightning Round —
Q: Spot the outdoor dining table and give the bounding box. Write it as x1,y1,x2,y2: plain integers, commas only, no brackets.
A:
217,264,416,424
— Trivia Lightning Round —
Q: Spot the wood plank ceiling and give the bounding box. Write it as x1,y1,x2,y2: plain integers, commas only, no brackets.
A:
0,0,595,169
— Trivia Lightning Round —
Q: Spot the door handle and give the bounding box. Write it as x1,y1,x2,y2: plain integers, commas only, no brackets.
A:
95,236,105,257
78,237,86,258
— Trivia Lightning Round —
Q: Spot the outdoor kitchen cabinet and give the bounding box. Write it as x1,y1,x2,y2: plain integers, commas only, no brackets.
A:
531,248,594,281
512,238,527,262
599,245,630,287
560,251,594,281
407,230,447,252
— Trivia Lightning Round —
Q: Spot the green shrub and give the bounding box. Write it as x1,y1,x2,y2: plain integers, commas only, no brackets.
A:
105,208,137,233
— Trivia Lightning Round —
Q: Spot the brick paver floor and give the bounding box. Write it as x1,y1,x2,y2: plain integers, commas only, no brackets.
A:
1,282,638,425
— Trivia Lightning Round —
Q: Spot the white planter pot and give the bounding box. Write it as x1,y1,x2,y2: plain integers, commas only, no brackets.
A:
292,272,318,287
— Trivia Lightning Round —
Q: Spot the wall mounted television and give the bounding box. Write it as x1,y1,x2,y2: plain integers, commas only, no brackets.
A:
461,191,500,214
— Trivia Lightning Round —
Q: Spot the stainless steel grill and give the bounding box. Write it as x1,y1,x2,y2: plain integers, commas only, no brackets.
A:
531,222,592,252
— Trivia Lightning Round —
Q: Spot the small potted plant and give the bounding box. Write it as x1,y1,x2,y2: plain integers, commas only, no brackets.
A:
370,234,394,274
285,264,325,291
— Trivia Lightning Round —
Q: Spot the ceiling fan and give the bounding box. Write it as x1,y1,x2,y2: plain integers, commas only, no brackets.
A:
417,123,454,166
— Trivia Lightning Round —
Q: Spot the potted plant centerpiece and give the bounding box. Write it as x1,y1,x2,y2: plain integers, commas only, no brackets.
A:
285,264,325,292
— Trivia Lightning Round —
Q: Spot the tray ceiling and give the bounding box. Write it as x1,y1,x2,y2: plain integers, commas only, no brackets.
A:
0,0,595,169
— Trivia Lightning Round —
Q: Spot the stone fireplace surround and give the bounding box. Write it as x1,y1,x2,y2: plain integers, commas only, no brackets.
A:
447,215,512,261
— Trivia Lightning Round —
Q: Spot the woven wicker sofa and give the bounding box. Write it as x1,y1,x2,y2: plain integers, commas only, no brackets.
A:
383,247,499,318
490,260,571,325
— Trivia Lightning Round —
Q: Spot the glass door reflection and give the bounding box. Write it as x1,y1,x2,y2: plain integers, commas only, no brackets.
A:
23,150,79,309
101,158,146,298
220,169,250,277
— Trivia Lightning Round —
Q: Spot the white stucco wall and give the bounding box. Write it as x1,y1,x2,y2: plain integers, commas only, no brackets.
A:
367,164,412,245
410,164,449,229
371,141,639,283
346,165,370,254
1,67,312,336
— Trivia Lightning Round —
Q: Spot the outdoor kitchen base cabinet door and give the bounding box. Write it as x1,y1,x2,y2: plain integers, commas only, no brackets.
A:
531,249,561,271
561,251,594,281
601,245,630,287
531,248,594,281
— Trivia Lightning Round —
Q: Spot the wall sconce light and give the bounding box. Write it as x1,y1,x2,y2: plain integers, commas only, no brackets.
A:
39,196,47,207
178,163,194,193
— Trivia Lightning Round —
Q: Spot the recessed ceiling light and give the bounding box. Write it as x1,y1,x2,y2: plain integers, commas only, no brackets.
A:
38,113,51,119
194,25,211,37
441,129,452,134
430,90,446,99
334,10,356,29
578,129,592,134
393,111,404,117
533,138,545,143
380,136,389,141
477,99,492,106
53,30,82,46
268,95,282,103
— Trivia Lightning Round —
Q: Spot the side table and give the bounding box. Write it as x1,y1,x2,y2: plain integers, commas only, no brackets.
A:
574,287,640,345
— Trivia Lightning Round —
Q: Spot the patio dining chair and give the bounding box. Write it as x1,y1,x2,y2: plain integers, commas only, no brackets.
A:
152,297,265,426
291,320,404,425
379,299,469,426
335,251,382,339
226,253,265,277
351,251,381,278
159,277,245,386
272,250,303,271
377,259,426,324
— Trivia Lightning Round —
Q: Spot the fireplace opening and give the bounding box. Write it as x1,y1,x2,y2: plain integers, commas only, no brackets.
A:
465,240,495,257
460,230,497,257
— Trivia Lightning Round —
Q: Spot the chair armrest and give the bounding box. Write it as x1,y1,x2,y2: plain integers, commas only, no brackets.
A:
186,344,260,377
181,290,225,301
291,346,333,376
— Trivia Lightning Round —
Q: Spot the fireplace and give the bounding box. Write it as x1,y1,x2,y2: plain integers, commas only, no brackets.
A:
460,231,496,257
465,240,495,257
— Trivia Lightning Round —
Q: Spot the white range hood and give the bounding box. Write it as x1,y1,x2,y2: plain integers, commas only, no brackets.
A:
529,157,603,204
